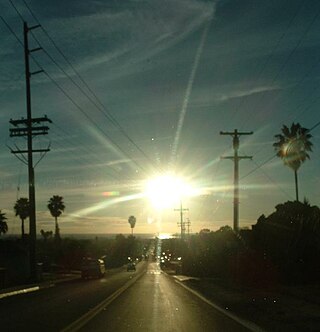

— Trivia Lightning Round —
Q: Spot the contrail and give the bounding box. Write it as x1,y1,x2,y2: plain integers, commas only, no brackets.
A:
170,17,212,167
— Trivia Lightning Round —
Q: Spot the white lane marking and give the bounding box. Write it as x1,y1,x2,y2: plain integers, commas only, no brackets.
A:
174,280,266,332
61,270,146,332
146,270,162,275
0,286,40,299
173,275,200,282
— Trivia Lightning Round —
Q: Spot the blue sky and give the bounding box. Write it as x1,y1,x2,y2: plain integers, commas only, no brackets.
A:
1,0,320,236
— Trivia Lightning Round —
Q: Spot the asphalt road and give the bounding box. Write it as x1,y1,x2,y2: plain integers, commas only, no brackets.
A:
76,262,251,332
0,262,147,332
0,261,255,332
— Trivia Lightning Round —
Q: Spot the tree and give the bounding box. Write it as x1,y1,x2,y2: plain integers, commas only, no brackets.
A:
47,195,65,241
273,123,312,201
14,197,29,239
0,210,8,235
128,216,136,236
40,229,53,242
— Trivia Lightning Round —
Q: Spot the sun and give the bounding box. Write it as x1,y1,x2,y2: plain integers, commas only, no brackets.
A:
145,174,193,210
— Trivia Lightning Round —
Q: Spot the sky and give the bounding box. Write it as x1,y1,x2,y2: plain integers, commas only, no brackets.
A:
1,0,320,237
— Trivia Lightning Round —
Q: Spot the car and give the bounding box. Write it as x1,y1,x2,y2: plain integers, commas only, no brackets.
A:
127,262,136,272
81,258,105,279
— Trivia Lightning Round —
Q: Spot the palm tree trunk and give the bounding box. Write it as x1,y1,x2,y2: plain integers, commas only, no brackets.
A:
294,169,299,202
55,216,59,238
21,219,24,239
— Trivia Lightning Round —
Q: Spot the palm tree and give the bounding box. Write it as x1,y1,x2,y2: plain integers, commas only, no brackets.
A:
14,197,29,239
0,210,8,235
273,123,312,201
128,215,136,236
47,195,65,241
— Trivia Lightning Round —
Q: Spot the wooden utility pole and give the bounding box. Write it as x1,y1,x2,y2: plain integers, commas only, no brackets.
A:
174,201,189,240
9,22,51,281
185,218,191,237
220,129,253,233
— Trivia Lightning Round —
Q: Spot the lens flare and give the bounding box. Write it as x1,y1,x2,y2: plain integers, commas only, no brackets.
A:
145,174,194,210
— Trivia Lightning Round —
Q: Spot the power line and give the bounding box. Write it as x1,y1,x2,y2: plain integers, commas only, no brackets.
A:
242,151,293,200
40,67,150,175
7,0,24,21
50,124,126,181
240,116,319,182
230,0,305,126
0,16,131,181
309,120,320,132
239,2,320,130
231,3,320,175
22,0,160,172
6,0,153,176
240,154,277,180
0,15,23,47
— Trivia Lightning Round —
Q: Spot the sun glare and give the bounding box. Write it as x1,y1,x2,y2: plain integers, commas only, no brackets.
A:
145,174,193,210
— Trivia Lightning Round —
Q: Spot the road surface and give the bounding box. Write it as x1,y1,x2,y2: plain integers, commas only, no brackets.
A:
0,261,255,331
75,262,251,332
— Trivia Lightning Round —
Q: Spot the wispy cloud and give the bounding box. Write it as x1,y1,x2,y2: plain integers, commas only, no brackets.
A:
44,0,215,77
217,85,282,102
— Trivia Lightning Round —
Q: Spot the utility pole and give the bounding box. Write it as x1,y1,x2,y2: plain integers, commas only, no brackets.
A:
185,218,191,237
220,129,253,233
9,22,51,281
174,201,189,240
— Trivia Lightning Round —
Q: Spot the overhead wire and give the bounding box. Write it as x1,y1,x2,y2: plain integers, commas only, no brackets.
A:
1,13,115,175
22,0,160,173
5,1,320,187
50,123,125,181
240,114,320,182
233,2,320,181
229,0,303,126
40,66,150,176
239,2,320,130
4,2,151,177
0,15,23,47
241,151,293,200
1,28,127,186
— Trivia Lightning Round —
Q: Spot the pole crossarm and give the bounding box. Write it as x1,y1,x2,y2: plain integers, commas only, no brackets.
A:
220,131,253,136
28,24,41,31
221,156,253,160
10,116,52,126
29,47,42,53
30,69,44,76
11,148,50,154
10,126,50,137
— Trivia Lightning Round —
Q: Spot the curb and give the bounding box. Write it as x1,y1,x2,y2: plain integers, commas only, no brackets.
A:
0,274,81,300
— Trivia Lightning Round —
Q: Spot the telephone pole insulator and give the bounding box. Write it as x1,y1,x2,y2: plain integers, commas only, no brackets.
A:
220,129,253,233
